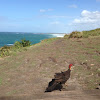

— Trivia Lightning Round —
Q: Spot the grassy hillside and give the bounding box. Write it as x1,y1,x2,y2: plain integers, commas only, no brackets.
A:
64,28,100,38
0,29,100,96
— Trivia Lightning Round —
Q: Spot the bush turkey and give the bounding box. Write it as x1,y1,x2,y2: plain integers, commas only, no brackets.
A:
45,64,73,92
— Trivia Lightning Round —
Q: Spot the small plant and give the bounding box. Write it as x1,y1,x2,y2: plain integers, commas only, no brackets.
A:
21,39,31,47
0,46,10,57
0,77,3,85
67,28,100,39
82,28,100,38
14,41,22,49
64,34,69,39
69,31,83,38
14,39,31,48
0,39,31,57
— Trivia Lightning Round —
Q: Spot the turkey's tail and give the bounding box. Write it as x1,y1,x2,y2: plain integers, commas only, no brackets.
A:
45,79,62,92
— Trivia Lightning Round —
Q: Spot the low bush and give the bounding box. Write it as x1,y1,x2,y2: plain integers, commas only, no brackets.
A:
20,39,31,47
68,31,83,38
14,39,31,48
0,39,31,57
0,46,10,57
82,28,100,37
65,28,100,39
14,41,23,49
64,34,69,39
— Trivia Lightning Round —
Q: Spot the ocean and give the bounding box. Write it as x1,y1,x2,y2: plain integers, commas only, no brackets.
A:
0,32,65,47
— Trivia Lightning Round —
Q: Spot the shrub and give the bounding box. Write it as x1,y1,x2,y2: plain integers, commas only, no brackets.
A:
64,34,69,39
20,39,31,47
82,28,100,37
67,28,100,39
69,31,83,38
14,39,31,48
14,41,23,49
82,31,89,38
0,46,10,57
0,39,31,57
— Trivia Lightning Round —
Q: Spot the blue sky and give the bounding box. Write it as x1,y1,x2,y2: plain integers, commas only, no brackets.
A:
0,0,100,33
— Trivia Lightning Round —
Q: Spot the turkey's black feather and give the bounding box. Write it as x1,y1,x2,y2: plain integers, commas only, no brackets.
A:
45,68,71,92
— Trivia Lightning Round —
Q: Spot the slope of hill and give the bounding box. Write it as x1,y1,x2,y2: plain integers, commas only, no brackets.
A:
0,32,100,99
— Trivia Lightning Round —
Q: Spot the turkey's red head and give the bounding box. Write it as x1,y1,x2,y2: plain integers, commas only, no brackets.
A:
69,64,73,70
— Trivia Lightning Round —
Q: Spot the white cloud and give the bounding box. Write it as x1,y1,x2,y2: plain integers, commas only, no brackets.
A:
73,10,100,24
38,15,74,19
69,10,100,31
68,4,77,8
47,15,67,18
48,9,53,11
49,15,68,18
40,9,46,12
40,9,53,12
50,21,60,25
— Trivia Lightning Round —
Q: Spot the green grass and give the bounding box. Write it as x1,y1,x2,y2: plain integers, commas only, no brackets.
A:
83,28,100,37
0,77,3,85
6,90,17,96
93,55,100,62
0,39,31,57
41,37,60,43
64,28,100,39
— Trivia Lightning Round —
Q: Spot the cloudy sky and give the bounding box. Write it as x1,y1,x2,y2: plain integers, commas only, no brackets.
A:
0,0,100,33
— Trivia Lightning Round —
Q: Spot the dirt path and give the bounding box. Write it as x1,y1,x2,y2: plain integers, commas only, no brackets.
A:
0,85,100,100
0,74,100,100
